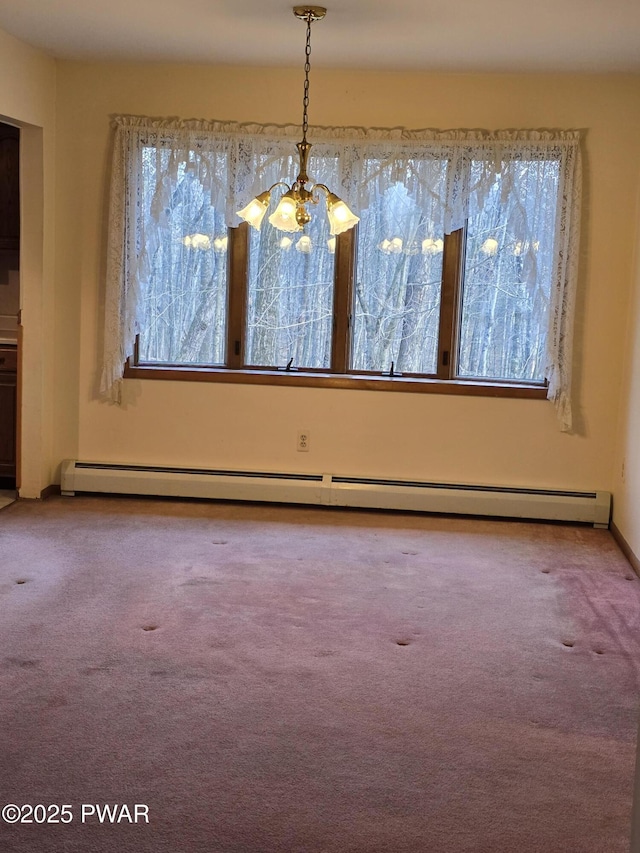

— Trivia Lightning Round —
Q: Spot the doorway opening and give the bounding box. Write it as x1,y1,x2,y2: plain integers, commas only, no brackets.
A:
0,120,20,499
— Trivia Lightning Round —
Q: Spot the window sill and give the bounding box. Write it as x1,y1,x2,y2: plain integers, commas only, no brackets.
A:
124,363,548,399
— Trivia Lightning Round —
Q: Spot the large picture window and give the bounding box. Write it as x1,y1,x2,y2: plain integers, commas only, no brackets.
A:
103,117,581,429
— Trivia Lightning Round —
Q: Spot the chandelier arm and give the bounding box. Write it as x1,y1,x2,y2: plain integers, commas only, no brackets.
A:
267,180,293,193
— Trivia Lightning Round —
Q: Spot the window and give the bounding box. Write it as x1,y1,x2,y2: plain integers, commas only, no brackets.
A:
353,180,445,376
103,117,581,429
137,145,229,367
245,184,336,370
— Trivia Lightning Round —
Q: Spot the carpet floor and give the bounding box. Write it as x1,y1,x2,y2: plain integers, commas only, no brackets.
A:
0,495,639,852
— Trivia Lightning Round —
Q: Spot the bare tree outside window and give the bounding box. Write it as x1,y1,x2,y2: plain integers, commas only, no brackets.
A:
138,146,228,366
458,158,560,382
352,181,445,375
245,186,335,370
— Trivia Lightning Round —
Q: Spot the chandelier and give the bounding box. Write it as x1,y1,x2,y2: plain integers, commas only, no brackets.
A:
237,6,359,236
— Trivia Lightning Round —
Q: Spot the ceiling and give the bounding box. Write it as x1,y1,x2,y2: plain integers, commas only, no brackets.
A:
0,0,639,73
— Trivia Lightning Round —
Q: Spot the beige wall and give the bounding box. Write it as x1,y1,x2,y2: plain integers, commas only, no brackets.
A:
53,63,640,495
0,28,56,497
613,178,640,557
2,26,637,518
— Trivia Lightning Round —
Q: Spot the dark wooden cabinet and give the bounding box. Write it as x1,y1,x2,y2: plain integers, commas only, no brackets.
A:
0,345,17,481
0,124,19,254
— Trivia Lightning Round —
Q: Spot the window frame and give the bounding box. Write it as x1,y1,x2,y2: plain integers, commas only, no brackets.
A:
125,221,547,400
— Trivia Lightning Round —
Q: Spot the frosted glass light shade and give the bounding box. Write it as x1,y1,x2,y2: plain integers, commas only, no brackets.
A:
481,237,499,256
296,235,313,253
325,192,359,236
268,192,302,232
183,233,211,250
422,237,444,255
237,190,271,230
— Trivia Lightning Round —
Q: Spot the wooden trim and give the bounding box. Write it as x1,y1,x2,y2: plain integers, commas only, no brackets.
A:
437,228,464,380
331,229,355,374
610,521,640,577
123,362,548,398
15,314,22,491
40,484,61,500
227,224,248,369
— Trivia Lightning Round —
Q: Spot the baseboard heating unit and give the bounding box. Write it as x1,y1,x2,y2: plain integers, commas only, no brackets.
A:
59,460,611,528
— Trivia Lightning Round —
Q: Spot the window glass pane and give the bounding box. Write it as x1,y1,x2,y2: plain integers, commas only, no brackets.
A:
138,146,228,366
246,183,335,370
352,178,445,375
458,158,560,382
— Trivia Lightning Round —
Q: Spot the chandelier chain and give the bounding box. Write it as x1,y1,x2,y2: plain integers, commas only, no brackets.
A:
301,14,313,142
236,7,358,236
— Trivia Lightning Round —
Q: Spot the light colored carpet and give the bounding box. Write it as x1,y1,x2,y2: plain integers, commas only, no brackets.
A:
0,495,638,853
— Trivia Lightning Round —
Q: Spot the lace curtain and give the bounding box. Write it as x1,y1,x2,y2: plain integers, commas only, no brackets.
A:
102,114,582,430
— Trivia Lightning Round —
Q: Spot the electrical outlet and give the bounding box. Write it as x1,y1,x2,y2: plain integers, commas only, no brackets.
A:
297,431,310,452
